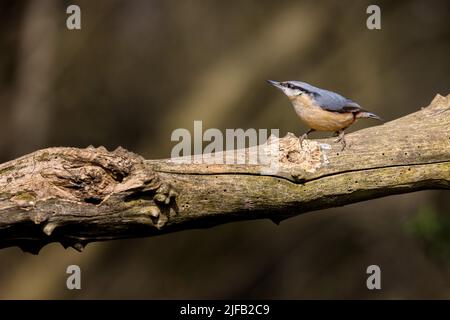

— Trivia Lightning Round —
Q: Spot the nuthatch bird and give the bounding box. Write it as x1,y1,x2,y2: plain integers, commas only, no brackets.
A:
267,80,382,150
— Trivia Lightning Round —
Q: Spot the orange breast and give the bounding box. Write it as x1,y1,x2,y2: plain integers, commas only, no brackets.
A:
291,95,355,131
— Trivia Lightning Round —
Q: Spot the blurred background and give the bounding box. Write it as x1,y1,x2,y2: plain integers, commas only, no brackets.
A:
0,0,449,299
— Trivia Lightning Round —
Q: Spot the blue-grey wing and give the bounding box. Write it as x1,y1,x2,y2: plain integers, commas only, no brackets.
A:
314,89,362,113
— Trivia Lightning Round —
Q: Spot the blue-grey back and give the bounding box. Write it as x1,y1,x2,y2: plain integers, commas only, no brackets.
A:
289,81,361,112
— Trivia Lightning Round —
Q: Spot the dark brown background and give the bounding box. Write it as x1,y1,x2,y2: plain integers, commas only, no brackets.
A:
0,0,449,299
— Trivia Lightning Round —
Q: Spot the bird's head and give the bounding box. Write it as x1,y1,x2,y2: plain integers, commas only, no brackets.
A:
266,80,316,99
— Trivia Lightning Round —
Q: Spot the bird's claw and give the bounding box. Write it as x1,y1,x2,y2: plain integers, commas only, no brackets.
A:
335,131,346,151
298,134,308,149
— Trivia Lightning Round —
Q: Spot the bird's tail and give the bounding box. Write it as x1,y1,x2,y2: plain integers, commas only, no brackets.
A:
356,111,383,121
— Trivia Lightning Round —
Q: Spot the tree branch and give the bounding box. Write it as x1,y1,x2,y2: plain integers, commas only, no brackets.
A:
1,94,449,254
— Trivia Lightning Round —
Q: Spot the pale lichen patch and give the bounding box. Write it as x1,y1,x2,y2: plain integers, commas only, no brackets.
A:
278,133,329,173
256,132,331,180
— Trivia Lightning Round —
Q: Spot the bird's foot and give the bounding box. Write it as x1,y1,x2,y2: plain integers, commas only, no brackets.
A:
335,131,346,151
298,129,315,149
298,133,308,149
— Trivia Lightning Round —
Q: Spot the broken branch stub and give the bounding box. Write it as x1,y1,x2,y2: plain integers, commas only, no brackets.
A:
0,146,177,253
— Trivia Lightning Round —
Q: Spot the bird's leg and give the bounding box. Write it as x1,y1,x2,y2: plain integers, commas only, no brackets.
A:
335,130,346,151
299,128,315,148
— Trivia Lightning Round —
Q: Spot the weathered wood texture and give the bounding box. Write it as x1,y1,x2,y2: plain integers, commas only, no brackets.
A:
1,94,449,254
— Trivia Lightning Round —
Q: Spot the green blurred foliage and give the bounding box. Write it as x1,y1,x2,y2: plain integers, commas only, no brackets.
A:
408,205,450,262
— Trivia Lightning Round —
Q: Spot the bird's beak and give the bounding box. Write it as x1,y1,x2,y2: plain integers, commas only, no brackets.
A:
266,80,284,91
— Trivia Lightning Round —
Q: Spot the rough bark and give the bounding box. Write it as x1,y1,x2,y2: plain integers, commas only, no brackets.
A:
1,94,449,254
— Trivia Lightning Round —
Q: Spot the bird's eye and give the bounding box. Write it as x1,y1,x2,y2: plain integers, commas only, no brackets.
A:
284,83,294,89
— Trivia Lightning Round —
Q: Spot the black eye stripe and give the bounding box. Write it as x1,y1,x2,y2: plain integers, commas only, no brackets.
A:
283,83,314,95
283,83,296,89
